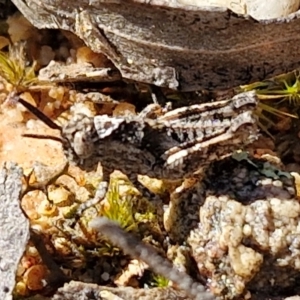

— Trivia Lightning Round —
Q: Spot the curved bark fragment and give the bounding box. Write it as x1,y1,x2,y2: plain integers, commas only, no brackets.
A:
10,0,300,91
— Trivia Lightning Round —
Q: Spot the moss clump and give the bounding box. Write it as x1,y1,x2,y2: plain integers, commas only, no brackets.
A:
149,273,170,288
101,177,138,233
0,43,37,94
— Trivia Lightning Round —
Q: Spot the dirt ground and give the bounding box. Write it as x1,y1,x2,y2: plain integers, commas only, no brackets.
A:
0,105,65,167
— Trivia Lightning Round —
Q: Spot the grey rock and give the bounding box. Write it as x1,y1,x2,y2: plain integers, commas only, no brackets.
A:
0,162,29,300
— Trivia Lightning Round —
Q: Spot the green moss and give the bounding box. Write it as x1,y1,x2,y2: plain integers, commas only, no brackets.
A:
0,43,37,92
101,178,138,233
149,273,170,288
94,241,120,257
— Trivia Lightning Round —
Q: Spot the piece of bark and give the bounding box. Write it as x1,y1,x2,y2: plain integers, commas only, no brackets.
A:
10,0,300,91
38,61,121,83
0,162,30,300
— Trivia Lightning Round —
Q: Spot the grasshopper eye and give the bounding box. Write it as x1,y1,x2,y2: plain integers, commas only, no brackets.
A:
73,131,95,158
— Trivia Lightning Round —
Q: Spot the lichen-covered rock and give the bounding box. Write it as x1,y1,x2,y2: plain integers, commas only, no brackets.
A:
187,157,300,299
0,162,30,300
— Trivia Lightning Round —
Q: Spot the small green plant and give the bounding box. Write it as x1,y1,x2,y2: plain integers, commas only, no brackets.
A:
149,273,169,288
239,71,300,134
92,241,121,257
101,178,137,233
254,100,297,136
241,71,300,105
0,43,37,92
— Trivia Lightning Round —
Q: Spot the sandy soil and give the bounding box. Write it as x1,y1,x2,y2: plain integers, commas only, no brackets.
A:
0,105,65,168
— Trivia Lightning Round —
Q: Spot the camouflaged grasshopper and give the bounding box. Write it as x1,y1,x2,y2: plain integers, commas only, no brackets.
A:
19,91,258,208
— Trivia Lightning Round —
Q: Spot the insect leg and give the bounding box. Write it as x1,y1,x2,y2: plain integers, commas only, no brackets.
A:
75,170,110,217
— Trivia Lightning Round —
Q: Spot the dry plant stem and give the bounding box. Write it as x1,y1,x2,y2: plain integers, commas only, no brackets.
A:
30,229,70,287
89,217,216,300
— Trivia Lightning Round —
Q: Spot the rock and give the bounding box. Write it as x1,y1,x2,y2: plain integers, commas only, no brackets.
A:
185,157,300,299
0,162,30,300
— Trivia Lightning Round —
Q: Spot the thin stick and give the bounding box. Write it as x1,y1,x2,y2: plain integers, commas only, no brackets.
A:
90,217,215,300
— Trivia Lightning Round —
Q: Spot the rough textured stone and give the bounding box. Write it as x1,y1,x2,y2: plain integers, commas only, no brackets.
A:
0,162,29,300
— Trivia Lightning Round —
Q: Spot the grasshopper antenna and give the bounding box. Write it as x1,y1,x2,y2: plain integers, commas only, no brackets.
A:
19,99,62,130
19,98,64,143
